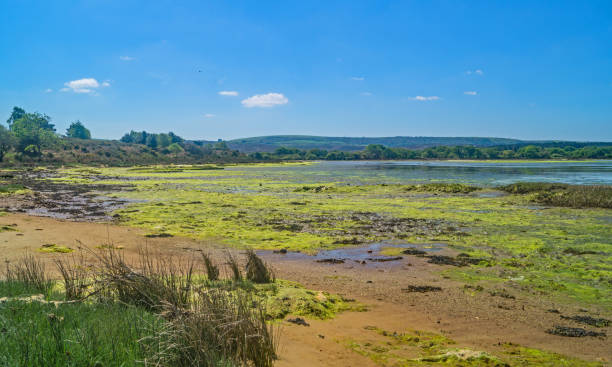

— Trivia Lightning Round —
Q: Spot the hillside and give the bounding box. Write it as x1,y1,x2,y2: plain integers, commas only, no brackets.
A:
222,135,524,152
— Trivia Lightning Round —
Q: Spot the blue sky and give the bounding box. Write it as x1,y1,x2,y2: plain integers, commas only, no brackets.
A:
1,1,611,141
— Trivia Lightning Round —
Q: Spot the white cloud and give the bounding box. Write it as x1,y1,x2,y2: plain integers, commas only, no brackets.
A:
120,56,135,61
464,91,477,95
61,78,105,94
218,90,239,96
241,93,289,108
410,95,440,101
204,113,216,118
351,76,365,81
44,88,53,93
360,92,373,96
101,80,111,87
466,69,483,75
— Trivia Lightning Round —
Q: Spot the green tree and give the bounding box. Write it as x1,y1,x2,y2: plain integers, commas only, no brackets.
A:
6,106,25,129
66,120,91,139
0,125,15,161
167,142,184,154
11,113,58,156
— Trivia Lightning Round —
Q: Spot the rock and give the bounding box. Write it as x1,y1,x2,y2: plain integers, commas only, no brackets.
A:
287,317,310,327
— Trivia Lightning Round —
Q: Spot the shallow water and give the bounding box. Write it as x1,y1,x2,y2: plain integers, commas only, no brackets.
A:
258,242,445,267
233,160,612,186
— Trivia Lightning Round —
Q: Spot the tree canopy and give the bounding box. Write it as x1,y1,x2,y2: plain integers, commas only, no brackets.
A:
66,121,91,139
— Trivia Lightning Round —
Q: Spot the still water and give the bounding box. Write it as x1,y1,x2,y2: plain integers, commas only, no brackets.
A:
232,160,612,186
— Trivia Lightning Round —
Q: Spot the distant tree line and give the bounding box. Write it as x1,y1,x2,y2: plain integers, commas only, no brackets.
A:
2,106,611,165
251,143,612,161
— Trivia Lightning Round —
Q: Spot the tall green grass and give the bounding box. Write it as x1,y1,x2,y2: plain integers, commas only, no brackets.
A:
1,248,278,367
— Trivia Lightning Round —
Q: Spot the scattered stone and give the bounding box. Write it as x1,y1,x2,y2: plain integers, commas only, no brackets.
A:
366,256,403,262
488,289,515,299
560,315,610,328
273,248,288,254
546,326,606,338
318,334,325,339
287,317,310,327
547,309,560,314
316,258,345,264
403,285,442,293
333,237,362,245
426,253,486,267
402,248,427,256
144,233,173,238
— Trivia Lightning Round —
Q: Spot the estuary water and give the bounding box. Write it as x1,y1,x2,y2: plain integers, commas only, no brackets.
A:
233,160,612,186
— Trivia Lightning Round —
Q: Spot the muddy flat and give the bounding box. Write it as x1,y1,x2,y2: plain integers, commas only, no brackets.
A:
2,213,610,366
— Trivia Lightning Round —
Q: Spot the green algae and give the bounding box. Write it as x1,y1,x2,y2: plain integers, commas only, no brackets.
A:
253,280,366,320
37,244,74,253
48,165,612,309
345,327,603,366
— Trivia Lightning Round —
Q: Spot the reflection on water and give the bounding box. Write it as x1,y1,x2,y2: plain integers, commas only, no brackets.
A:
235,160,612,186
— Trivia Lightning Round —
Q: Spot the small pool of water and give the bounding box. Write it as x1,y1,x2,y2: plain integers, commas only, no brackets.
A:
258,242,446,267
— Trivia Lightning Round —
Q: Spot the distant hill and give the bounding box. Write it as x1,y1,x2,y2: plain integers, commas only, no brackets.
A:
219,135,525,153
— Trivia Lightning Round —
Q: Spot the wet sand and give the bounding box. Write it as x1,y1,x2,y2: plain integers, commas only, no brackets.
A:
1,213,610,365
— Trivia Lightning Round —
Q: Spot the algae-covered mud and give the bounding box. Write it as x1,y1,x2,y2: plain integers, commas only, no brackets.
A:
2,161,611,365
43,162,612,311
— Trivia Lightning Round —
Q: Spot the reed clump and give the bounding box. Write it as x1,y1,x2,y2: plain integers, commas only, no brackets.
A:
499,182,612,208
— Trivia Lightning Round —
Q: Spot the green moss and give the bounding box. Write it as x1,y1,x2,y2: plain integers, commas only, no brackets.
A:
38,244,74,253
345,327,603,366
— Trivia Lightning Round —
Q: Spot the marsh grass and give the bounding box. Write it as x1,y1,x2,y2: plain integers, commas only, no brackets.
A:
499,182,612,208
226,252,243,281
3,254,53,295
245,249,275,284
1,248,278,367
201,252,220,281
54,252,90,300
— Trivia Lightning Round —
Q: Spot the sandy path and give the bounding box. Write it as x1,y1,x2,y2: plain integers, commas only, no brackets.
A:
1,213,610,365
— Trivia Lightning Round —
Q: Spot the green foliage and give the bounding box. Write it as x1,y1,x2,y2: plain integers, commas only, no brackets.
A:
0,125,15,161
8,108,57,156
65,120,91,139
120,130,183,149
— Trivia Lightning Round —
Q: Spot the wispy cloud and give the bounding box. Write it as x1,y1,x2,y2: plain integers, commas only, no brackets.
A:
119,56,135,61
60,78,109,94
466,69,483,75
464,91,477,95
351,76,365,81
218,90,238,96
204,113,216,118
360,92,373,96
242,93,288,108
410,95,440,101
44,88,53,93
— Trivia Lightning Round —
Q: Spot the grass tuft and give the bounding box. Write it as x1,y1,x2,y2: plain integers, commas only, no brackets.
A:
201,252,220,281
245,249,275,284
